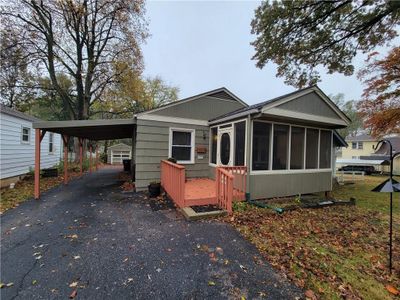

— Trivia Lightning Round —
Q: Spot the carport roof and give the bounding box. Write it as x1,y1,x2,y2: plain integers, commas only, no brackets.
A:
33,119,136,140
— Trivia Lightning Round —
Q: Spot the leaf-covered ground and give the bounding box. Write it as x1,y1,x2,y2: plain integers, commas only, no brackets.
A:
0,170,81,213
226,175,400,300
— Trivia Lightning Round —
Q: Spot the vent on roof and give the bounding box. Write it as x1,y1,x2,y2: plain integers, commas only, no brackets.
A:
208,91,235,101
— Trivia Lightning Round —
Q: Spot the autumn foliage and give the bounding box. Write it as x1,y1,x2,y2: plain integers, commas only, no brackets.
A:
357,47,400,137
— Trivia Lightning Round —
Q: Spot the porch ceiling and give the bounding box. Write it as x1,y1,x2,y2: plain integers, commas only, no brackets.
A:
33,119,136,140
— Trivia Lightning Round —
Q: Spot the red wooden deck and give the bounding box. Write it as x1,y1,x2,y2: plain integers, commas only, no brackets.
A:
184,178,245,207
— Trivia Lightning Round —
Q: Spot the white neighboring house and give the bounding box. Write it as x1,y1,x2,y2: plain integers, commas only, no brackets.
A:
0,104,62,187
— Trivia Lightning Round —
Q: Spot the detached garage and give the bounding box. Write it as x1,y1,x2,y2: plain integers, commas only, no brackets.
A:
107,143,132,165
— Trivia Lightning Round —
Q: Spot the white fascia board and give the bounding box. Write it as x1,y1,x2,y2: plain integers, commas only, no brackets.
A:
261,107,348,127
137,114,208,126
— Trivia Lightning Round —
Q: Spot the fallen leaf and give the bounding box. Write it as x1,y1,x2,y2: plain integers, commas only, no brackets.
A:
386,285,399,296
305,289,317,300
127,278,134,283
73,256,81,260
6,282,14,287
69,289,77,299
32,280,38,285
208,281,216,286
69,281,78,288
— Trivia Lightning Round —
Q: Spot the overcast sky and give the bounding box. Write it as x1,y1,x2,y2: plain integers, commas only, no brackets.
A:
142,1,392,106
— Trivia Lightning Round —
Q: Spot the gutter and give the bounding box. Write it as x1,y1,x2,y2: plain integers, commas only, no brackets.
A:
208,109,259,125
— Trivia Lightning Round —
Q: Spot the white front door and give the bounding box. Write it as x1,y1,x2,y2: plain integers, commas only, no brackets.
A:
217,127,233,166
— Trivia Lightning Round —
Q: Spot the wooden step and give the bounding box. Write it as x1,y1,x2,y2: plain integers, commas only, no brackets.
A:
180,207,227,221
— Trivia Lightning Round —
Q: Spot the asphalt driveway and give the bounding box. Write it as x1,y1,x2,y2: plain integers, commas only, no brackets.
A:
1,167,302,299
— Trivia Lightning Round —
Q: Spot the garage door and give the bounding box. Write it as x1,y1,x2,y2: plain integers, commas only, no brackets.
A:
111,150,131,164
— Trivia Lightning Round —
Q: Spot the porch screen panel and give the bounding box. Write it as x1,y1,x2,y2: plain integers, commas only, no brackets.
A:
234,121,246,166
252,122,270,170
319,130,332,168
272,124,289,170
211,127,217,164
306,129,319,169
290,127,305,169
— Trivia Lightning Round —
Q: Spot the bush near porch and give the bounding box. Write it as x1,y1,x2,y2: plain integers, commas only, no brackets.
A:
227,176,400,300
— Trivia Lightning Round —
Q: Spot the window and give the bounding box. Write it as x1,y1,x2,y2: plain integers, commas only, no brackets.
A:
319,130,332,168
252,122,271,170
210,127,217,164
272,124,289,170
21,127,30,143
169,128,195,164
352,142,357,149
290,127,305,169
358,142,363,149
49,133,54,153
306,128,319,169
234,121,246,165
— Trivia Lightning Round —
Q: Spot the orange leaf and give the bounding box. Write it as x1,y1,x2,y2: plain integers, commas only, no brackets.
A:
385,285,399,296
69,289,77,299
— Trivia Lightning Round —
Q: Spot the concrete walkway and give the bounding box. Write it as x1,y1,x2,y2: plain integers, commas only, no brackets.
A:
1,167,302,299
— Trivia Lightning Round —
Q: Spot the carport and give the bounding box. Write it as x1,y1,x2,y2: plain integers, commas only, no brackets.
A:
33,119,136,199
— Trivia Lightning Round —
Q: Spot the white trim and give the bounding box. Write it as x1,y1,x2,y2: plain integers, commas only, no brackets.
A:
208,109,259,125
137,87,248,116
288,126,292,170
138,114,208,126
21,126,31,144
250,169,332,175
317,129,321,169
262,107,348,126
168,127,195,164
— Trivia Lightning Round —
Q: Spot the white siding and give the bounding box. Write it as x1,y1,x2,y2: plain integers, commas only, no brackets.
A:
0,113,62,179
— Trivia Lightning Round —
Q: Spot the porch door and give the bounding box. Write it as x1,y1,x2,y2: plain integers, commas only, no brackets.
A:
217,127,233,166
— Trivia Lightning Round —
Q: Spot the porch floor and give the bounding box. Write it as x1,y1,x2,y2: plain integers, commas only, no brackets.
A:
185,178,217,206
184,178,245,207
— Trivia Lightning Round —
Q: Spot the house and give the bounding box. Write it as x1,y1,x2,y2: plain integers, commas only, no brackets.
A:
0,104,62,187
32,85,349,210
336,134,400,175
107,143,132,164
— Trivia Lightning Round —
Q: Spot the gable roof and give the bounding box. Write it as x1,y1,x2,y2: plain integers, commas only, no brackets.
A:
0,103,40,122
346,134,375,142
108,143,131,149
209,85,351,126
136,87,248,117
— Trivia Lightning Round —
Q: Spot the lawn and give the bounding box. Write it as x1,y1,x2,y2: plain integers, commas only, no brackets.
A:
227,175,400,300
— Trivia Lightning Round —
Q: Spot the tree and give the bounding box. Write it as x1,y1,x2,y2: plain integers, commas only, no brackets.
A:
1,0,148,120
357,47,400,137
251,1,400,87
0,28,36,109
330,93,362,138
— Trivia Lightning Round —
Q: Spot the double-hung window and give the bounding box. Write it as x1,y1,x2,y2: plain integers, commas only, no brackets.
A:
169,128,195,164
21,127,30,143
49,133,54,153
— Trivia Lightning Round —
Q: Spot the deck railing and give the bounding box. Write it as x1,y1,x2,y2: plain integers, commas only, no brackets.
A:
160,160,185,208
219,166,247,201
216,167,234,214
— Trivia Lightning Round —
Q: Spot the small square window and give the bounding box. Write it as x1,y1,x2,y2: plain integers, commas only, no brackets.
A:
169,128,195,164
21,127,30,143
352,142,357,149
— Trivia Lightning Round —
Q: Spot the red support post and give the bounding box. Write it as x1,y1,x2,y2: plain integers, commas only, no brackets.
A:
79,138,83,177
89,144,92,173
62,135,69,185
95,146,99,171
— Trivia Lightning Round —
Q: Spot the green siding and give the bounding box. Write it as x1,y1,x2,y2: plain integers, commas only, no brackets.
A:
277,92,341,120
135,119,211,191
248,171,332,199
146,96,244,120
